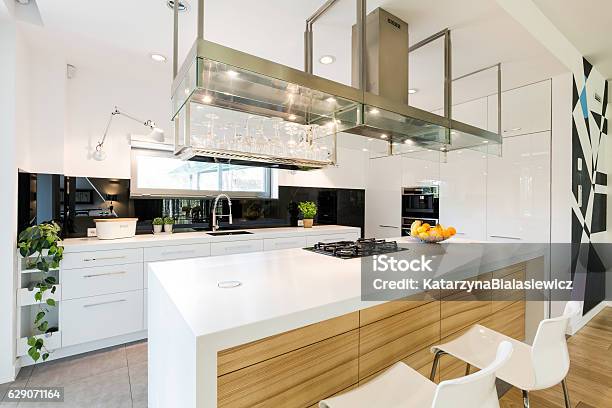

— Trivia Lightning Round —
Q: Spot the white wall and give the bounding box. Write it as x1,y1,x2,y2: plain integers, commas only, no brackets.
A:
0,16,19,384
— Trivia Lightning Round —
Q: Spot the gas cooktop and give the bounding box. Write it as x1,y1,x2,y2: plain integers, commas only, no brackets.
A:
304,238,408,259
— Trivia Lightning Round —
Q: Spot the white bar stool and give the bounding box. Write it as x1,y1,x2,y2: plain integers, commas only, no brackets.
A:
430,301,581,408
319,341,513,408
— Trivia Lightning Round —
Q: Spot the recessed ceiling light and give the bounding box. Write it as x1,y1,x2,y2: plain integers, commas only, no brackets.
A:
166,0,190,12
369,108,380,115
227,70,239,78
380,134,388,139
362,148,369,152
319,55,336,65
202,95,213,104
150,53,167,63
288,114,297,121
325,97,336,103
482,140,489,144
408,89,418,94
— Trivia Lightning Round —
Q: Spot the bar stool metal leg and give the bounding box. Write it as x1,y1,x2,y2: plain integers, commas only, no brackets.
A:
561,379,571,408
522,390,530,408
430,350,446,381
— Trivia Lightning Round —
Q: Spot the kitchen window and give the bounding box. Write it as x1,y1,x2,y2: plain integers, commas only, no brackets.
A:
130,148,277,198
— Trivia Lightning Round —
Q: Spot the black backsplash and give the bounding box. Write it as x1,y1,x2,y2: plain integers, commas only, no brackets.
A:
18,173,365,238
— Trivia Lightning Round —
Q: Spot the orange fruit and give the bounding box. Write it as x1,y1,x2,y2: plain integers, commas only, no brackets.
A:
422,223,431,230
447,226,456,236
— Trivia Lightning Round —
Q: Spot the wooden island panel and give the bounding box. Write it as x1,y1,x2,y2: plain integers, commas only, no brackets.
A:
218,261,531,407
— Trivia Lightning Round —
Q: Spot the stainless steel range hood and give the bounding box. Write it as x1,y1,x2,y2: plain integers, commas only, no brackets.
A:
171,0,502,169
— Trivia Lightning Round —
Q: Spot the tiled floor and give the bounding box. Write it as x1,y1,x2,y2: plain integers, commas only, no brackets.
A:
0,341,147,408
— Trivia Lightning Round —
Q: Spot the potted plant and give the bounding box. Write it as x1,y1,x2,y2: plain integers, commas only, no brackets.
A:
163,217,175,233
17,222,63,362
152,217,163,234
298,201,317,228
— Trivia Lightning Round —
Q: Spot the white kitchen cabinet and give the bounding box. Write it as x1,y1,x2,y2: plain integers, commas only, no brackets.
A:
486,132,551,243
62,263,143,300
62,248,143,270
263,236,308,251
305,232,361,247
143,243,211,262
452,97,488,130
61,290,144,347
488,80,551,137
366,155,402,238
439,149,487,241
210,239,264,256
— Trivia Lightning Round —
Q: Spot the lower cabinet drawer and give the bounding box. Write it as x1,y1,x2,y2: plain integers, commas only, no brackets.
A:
61,291,144,347
263,236,308,251
62,248,143,270
306,233,360,247
210,240,264,256
61,263,143,300
143,243,211,262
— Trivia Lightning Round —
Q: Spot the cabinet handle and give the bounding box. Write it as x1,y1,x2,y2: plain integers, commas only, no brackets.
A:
227,245,253,251
489,235,522,241
379,225,399,229
83,271,127,279
83,256,126,262
83,299,127,308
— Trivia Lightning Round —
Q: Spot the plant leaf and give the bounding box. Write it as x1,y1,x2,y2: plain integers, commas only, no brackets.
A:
27,336,36,347
42,353,49,361
34,292,42,301
34,311,45,323
46,298,56,307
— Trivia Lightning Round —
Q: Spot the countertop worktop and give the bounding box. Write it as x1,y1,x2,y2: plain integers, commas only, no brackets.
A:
60,225,361,252
149,237,545,341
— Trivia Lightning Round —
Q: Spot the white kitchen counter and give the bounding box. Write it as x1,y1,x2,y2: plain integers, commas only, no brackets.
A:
61,225,360,252
147,237,546,408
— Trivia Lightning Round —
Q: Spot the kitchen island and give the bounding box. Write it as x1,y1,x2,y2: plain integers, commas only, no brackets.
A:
148,238,545,408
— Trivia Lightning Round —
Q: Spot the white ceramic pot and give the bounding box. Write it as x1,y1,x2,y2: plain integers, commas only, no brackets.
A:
164,224,173,233
153,224,163,234
94,218,138,240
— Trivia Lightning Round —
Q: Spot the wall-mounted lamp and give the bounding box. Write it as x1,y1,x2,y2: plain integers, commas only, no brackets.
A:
94,106,164,161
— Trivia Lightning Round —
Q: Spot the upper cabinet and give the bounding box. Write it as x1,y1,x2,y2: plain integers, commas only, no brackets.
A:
488,80,552,137
365,155,402,238
452,97,488,130
486,131,551,243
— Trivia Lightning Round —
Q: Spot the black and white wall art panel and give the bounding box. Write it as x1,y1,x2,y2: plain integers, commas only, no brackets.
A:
571,58,609,314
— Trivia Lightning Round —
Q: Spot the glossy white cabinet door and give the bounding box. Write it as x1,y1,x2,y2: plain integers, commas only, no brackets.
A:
452,97,488,130
365,155,402,238
488,80,552,137
439,149,487,241
486,132,551,243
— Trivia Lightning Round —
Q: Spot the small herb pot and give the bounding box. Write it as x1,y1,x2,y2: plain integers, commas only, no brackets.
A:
163,224,173,233
153,224,163,234
303,219,314,228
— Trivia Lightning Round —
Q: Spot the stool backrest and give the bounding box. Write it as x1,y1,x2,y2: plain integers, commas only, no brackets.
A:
531,301,580,388
431,341,513,408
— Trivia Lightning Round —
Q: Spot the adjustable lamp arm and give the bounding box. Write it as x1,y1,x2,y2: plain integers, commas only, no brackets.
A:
95,106,158,152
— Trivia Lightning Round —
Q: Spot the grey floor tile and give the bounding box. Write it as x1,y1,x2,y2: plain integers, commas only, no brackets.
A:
28,346,127,387
0,365,33,401
125,341,147,366
128,361,147,407
19,367,132,408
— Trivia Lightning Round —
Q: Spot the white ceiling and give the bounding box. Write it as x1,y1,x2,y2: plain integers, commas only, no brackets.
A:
22,0,566,111
534,0,612,86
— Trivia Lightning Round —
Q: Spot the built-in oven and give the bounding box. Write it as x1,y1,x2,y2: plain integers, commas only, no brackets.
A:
401,186,439,236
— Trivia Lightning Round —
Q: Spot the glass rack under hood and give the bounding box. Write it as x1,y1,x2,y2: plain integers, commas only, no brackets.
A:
170,1,502,169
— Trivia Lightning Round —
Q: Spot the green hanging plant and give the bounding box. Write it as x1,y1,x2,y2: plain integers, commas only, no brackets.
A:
17,222,64,362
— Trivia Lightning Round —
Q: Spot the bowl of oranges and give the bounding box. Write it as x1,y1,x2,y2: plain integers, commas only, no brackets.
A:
410,220,456,243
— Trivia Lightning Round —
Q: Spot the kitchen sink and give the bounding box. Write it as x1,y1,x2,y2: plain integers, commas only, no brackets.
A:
206,231,254,236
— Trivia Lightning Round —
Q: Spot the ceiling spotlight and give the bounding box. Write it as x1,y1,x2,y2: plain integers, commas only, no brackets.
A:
202,95,213,104
166,0,190,12
362,148,369,152
482,140,489,144
408,89,418,94
288,114,297,121
319,55,336,65
369,108,380,115
325,97,336,103
150,53,167,63
380,134,388,139
227,70,239,78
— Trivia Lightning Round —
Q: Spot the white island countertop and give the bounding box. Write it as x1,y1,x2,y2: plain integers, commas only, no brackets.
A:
147,237,546,407
61,225,360,252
